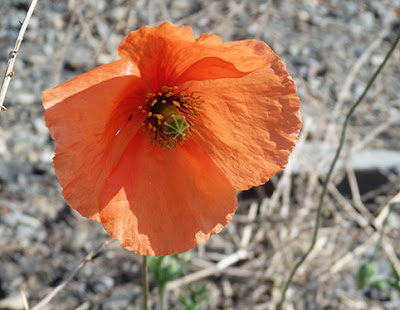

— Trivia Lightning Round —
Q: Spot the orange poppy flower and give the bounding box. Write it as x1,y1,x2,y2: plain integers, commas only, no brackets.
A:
43,22,301,256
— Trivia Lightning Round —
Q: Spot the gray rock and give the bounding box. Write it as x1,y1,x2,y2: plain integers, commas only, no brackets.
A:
2,211,41,229
111,7,127,21
0,138,7,155
0,294,25,310
93,276,115,293
359,12,375,31
15,92,36,105
102,287,134,310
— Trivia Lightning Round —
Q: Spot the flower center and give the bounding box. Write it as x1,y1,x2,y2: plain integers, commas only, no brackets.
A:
138,86,202,149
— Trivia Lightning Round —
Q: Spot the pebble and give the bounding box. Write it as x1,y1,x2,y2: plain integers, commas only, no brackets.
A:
170,0,192,12
51,12,64,30
2,211,41,229
288,45,301,57
93,276,115,293
64,224,91,252
354,83,366,98
0,138,7,155
359,12,376,31
64,46,94,70
32,118,48,135
15,92,36,105
0,294,26,310
246,23,259,36
39,148,54,164
298,10,311,22
28,15,39,29
371,54,385,66
97,53,114,65
15,224,41,239
102,287,134,310
111,7,127,21
345,2,358,16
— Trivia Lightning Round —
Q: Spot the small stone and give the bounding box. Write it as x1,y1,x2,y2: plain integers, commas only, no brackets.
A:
16,224,39,239
311,15,321,25
15,92,36,105
111,7,127,21
309,79,321,91
102,287,133,310
0,294,25,310
33,118,48,135
97,53,114,65
64,46,94,70
298,10,311,22
346,2,358,16
28,16,39,29
247,23,259,35
0,138,7,155
27,151,39,163
371,54,385,66
64,224,90,252
96,22,110,39
40,149,54,164
359,12,375,31
354,83,365,98
3,212,41,229
288,45,301,57
93,276,115,293
171,0,191,11
93,0,107,12
52,13,64,30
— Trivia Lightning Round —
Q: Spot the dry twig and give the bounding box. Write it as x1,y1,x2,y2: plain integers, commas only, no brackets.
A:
0,0,39,111
278,28,400,309
166,249,249,291
29,239,113,310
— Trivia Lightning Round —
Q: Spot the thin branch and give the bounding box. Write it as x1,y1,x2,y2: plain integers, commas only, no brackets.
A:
335,26,392,111
29,239,113,310
165,249,249,290
147,0,156,26
277,29,400,310
157,0,171,21
0,0,39,112
142,255,148,310
21,290,29,310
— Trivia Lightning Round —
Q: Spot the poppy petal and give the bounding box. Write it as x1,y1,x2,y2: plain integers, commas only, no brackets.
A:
178,37,276,83
118,22,197,89
98,133,237,256
118,22,267,89
43,65,147,221
190,42,301,190
43,59,140,110
174,57,249,85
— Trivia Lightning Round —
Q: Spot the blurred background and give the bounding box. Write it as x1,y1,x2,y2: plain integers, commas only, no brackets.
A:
0,0,400,309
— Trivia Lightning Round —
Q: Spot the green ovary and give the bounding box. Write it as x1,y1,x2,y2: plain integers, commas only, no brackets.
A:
163,114,189,139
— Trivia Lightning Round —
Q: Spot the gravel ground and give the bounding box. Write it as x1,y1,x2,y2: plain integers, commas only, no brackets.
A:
1,0,400,309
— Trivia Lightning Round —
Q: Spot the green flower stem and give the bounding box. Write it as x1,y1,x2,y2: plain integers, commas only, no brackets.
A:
277,30,400,310
160,284,167,310
142,255,148,310
372,204,392,261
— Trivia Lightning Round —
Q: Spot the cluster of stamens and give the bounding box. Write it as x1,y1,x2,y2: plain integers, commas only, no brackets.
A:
138,86,202,149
